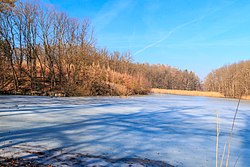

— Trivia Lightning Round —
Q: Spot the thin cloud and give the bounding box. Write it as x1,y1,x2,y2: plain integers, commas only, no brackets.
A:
93,0,133,33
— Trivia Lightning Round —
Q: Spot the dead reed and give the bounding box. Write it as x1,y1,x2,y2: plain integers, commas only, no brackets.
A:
216,97,241,167
151,88,250,100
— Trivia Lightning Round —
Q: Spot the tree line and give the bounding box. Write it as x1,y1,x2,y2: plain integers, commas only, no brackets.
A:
0,0,201,96
204,60,250,98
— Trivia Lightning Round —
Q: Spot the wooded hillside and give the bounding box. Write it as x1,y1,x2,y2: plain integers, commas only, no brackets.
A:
204,60,250,98
0,0,201,96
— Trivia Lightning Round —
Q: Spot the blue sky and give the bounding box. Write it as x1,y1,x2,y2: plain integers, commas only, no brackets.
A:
40,0,250,79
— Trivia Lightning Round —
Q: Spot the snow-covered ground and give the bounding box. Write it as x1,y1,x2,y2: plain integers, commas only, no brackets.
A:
0,94,250,166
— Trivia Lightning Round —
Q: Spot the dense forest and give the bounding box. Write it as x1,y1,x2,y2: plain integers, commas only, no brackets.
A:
204,60,250,98
0,0,201,96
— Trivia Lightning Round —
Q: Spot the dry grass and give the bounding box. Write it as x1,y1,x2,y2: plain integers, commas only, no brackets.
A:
241,95,250,100
151,88,224,98
151,88,250,100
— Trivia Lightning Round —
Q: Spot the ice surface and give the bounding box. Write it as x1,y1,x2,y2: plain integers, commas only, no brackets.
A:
0,94,250,166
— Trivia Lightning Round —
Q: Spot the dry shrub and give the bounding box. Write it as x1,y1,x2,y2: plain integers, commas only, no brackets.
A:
62,64,151,96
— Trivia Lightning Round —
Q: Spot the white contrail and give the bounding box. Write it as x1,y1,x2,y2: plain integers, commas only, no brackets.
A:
133,1,237,56
134,16,204,56
134,30,174,56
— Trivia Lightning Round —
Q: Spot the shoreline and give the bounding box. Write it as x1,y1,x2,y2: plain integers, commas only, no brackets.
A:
151,88,250,100
1,89,250,100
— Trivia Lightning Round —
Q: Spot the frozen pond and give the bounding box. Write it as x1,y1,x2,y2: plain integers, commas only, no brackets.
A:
0,95,250,166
